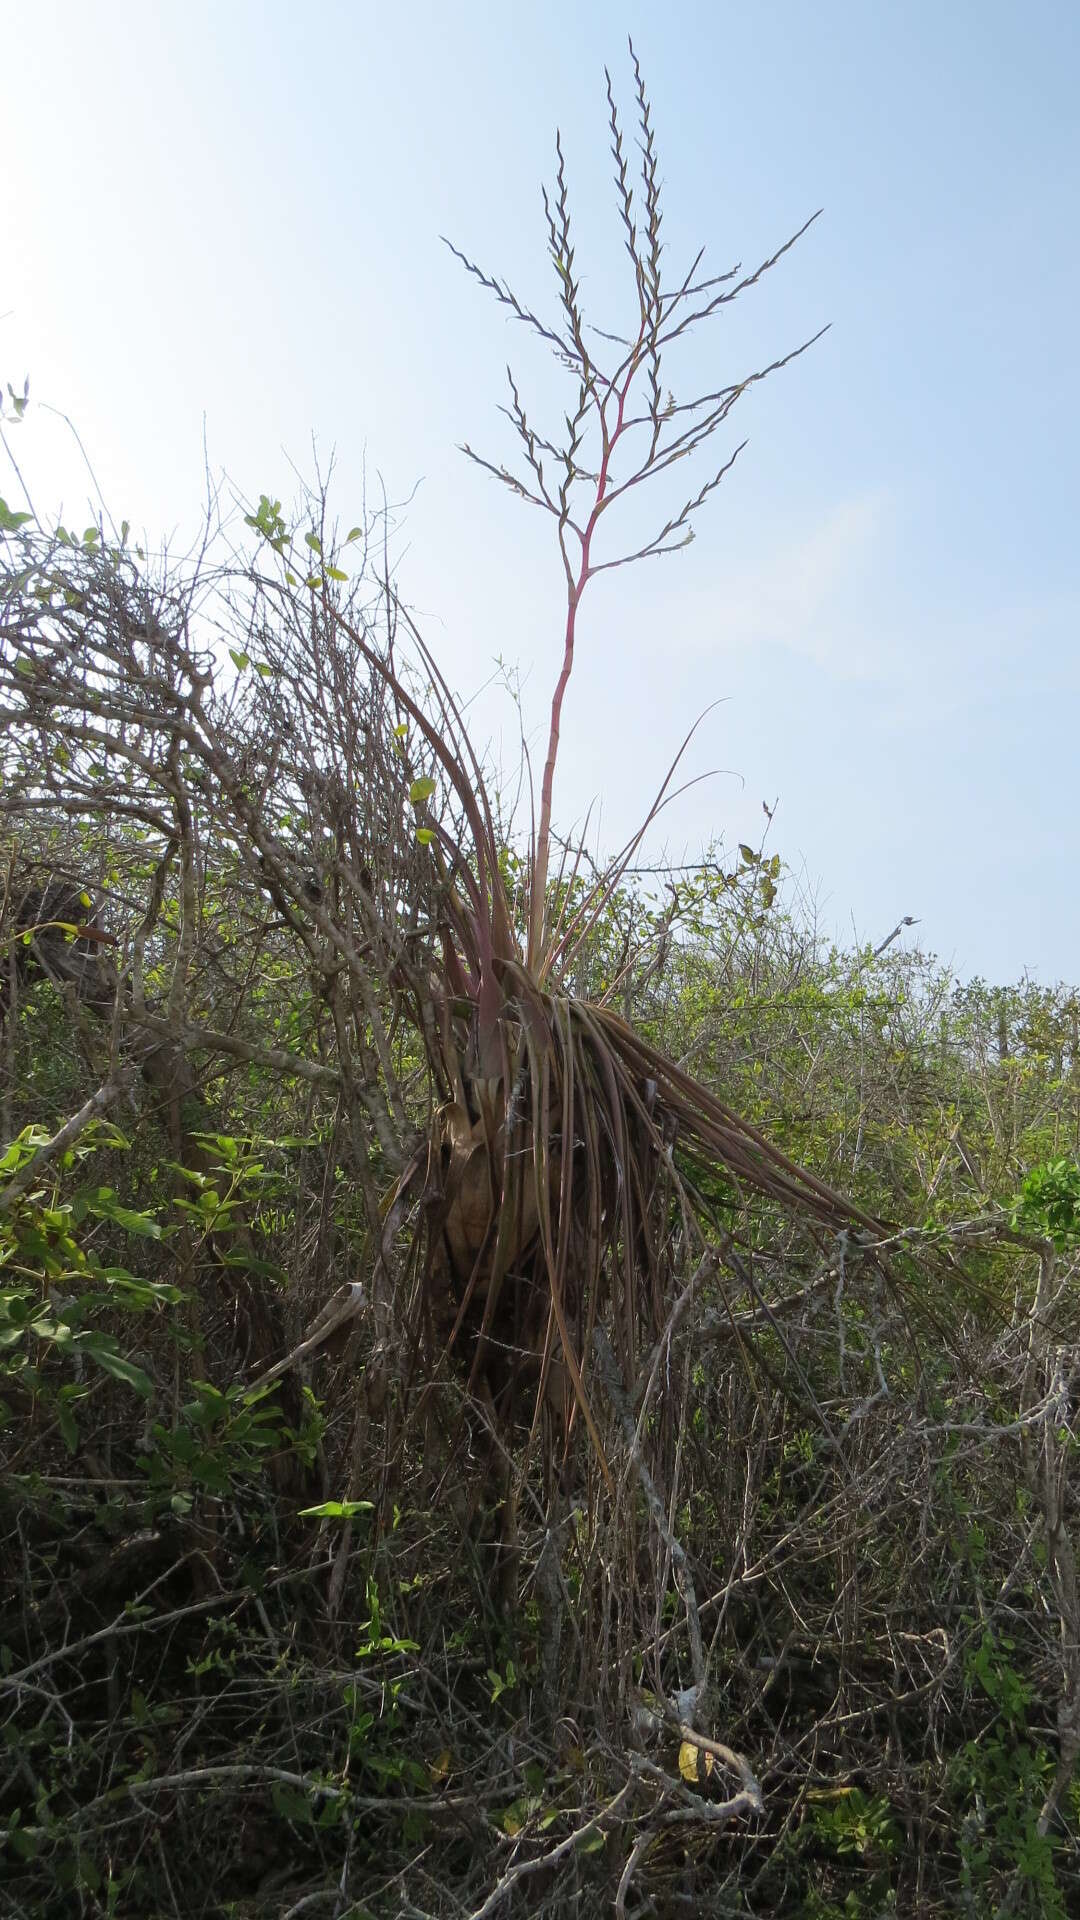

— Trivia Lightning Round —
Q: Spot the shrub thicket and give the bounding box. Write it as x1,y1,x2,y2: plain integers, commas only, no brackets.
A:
0,47,1077,1920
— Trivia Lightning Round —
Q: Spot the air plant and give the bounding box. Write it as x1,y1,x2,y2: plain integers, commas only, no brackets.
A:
339,45,884,1493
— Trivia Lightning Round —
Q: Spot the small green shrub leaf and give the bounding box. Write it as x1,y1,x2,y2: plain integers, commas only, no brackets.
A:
299,1499,374,1519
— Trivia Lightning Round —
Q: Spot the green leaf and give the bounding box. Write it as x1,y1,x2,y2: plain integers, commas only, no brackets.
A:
83,1341,154,1398
270,1781,314,1824
229,649,250,672
57,1398,79,1455
98,1269,184,1308
219,1251,285,1281
325,565,348,582
304,531,322,554
576,1829,606,1855
408,777,436,806
415,828,434,846
89,1193,162,1239
345,526,363,544
0,498,33,534
298,1499,374,1519
502,1794,543,1836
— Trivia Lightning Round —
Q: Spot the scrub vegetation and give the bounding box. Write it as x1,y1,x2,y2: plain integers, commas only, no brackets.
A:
0,47,1077,1920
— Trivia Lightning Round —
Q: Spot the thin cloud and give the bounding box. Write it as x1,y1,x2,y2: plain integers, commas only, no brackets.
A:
705,492,892,679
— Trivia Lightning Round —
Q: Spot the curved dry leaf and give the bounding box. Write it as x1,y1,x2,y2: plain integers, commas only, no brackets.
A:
678,1738,716,1785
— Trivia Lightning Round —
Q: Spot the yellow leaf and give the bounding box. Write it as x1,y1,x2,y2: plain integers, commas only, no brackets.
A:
429,1749,452,1786
678,1740,715,1785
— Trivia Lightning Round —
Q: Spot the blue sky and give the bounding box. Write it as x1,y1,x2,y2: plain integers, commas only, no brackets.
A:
5,2,1078,983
